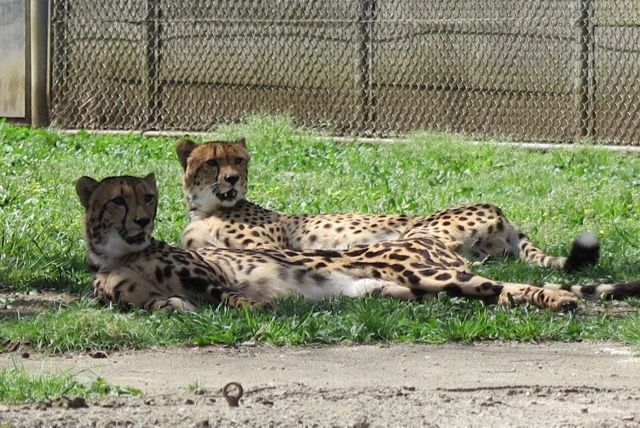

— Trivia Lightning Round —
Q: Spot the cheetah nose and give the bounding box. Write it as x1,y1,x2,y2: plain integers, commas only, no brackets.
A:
224,174,239,186
134,217,151,228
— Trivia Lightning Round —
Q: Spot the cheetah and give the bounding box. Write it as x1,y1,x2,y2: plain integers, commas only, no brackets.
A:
76,174,639,312
177,139,599,272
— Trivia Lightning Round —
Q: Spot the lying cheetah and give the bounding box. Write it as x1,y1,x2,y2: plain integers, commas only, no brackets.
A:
177,139,599,272
76,174,639,312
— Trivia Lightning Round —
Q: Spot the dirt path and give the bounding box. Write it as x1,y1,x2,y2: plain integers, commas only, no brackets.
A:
1,342,639,427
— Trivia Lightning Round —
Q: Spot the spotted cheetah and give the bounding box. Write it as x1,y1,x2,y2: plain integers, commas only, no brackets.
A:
177,139,599,272
77,173,637,313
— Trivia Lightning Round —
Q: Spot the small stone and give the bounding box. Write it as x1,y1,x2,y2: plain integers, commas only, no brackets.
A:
143,398,155,406
184,398,195,405
21,351,30,359
581,408,589,414
89,351,108,359
195,420,210,428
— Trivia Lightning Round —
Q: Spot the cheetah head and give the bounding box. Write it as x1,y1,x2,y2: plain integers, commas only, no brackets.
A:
76,173,157,262
176,138,250,217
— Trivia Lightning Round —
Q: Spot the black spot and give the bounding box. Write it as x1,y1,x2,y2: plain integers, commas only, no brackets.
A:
155,266,164,283
434,273,452,281
456,271,473,282
364,249,386,258
389,253,410,261
346,247,368,257
579,285,596,295
180,276,209,292
419,269,439,277
408,274,420,285
163,265,173,278
390,264,405,272
193,267,207,276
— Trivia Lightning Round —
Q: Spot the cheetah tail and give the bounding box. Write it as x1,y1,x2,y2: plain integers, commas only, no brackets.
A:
545,279,640,300
517,231,599,272
562,232,600,272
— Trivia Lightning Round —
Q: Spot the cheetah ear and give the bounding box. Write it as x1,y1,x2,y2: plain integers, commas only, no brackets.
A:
235,137,246,148
142,173,156,192
76,176,100,209
176,138,198,170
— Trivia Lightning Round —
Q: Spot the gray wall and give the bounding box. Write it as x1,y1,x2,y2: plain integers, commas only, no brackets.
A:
0,0,26,118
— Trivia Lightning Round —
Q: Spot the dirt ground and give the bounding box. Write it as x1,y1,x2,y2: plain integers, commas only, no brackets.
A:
1,341,639,427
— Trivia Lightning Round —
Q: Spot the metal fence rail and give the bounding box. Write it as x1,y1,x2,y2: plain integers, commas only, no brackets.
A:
49,0,640,144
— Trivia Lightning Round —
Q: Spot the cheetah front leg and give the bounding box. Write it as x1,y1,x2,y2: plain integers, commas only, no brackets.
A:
94,272,198,312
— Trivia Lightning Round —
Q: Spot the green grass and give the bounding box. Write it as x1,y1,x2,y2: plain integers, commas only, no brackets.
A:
1,116,639,352
0,363,142,404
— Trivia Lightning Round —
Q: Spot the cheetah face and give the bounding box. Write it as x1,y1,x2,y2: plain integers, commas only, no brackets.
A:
176,138,250,213
76,173,158,259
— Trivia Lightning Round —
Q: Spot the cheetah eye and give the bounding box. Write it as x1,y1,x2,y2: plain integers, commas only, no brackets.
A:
234,157,244,166
206,159,218,167
111,196,126,206
144,194,155,204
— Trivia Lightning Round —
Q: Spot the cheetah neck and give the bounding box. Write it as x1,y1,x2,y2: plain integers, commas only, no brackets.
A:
190,199,275,221
86,238,156,271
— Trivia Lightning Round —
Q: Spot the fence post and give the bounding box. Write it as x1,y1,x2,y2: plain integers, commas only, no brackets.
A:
577,0,595,142
358,0,376,134
30,0,49,127
145,0,161,130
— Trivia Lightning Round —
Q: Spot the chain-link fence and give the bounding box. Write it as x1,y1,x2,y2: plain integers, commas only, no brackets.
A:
50,1,640,144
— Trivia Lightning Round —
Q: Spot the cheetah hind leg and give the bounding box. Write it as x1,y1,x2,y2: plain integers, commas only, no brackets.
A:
498,282,578,311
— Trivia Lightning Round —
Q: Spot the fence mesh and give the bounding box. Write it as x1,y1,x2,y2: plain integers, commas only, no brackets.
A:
50,1,640,144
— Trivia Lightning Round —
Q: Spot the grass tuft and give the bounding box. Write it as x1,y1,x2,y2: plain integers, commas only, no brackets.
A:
0,363,142,404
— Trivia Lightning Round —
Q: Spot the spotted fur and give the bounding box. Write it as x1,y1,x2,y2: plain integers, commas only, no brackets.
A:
178,139,599,272
76,174,637,313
